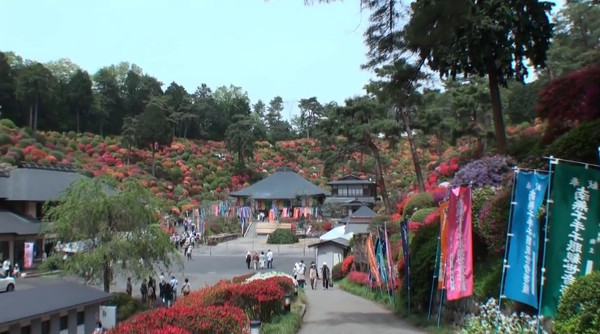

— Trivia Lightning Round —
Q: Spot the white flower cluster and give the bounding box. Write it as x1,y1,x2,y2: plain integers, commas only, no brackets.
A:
460,298,546,334
245,271,298,286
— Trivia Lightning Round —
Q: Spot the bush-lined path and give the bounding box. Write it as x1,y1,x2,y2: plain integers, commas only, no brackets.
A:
300,287,426,334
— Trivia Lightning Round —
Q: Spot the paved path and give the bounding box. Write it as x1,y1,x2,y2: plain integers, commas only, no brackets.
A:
299,287,426,334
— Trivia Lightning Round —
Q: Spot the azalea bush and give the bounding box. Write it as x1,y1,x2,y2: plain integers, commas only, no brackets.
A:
461,298,545,334
107,304,248,334
347,271,370,286
246,271,298,287
477,187,512,254
341,255,354,276
554,271,600,334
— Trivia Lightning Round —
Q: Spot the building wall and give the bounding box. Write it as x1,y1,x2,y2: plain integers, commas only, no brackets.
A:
315,244,345,270
0,303,102,334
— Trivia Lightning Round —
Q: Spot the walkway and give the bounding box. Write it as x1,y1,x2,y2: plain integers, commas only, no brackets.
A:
299,287,426,334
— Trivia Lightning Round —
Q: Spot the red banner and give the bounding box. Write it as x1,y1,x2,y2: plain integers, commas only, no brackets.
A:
438,201,449,290
444,186,473,301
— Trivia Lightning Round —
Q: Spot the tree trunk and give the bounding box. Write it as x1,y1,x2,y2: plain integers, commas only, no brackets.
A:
76,109,81,133
29,105,33,129
400,107,426,192
102,261,111,293
485,58,507,154
33,99,39,133
365,133,392,215
151,147,156,177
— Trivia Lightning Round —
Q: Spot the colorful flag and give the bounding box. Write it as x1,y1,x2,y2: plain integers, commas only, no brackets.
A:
367,235,382,287
384,225,395,287
444,186,473,301
24,242,34,268
541,163,600,316
438,201,450,290
376,238,388,284
503,171,549,308
400,218,410,290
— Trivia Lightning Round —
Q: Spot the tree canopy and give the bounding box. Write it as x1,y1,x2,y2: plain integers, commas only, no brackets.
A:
41,177,180,292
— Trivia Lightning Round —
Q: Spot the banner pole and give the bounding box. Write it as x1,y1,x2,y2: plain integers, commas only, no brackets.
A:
436,287,445,327
428,234,441,320
536,156,556,334
498,168,519,310
542,156,600,169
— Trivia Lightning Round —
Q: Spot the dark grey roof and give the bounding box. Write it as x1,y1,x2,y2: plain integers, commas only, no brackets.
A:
0,164,86,202
0,281,112,326
307,237,350,248
324,197,376,205
230,167,330,199
327,174,375,185
0,210,41,235
339,205,378,224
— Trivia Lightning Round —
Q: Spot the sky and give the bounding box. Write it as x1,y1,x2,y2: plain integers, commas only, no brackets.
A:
0,0,564,120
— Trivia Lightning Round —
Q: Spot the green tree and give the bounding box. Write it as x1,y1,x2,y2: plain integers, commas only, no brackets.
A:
66,69,93,133
165,82,196,138
211,85,251,140
135,97,173,177
191,83,217,139
265,96,293,142
403,0,554,154
225,115,256,167
251,99,268,141
0,52,16,120
546,0,600,77
41,177,180,292
44,58,81,83
93,67,124,136
14,62,55,132
296,97,324,139
121,116,137,165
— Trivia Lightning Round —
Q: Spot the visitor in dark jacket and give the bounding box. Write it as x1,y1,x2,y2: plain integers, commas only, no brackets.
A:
321,262,331,290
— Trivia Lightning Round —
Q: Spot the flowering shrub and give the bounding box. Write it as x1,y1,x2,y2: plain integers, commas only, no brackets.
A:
246,271,298,287
347,271,370,286
452,155,515,188
262,276,295,295
341,255,354,276
231,272,256,284
322,221,333,231
149,326,191,334
461,298,545,334
477,188,512,254
230,279,284,322
403,193,435,217
177,280,233,307
108,305,248,334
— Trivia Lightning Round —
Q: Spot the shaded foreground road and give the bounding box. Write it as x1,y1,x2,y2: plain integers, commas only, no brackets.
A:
300,287,426,334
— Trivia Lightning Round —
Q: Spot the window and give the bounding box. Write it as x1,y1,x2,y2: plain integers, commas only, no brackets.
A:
77,312,84,325
41,320,50,334
348,185,363,197
20,326,31,334
59,316,68,330
338,186,348,196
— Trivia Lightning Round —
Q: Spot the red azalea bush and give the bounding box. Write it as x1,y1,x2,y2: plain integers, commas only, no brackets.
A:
263,276,295,295
341,255,354,276
227,280,284,322
322,221,333,232
347,271,370,286
108,305,248,334
177,280,233,307
149,325,191,334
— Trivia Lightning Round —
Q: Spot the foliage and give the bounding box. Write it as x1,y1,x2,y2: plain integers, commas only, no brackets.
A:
266,229,298,244
452,155,515,188
554,271,600,334
107,304,248,334
410,207,436,223
403,0,554,154
0,119,16,128
471,186,499,233
472,258,502,301
537,66,600,142
461,298,545,334
399,221,439,312
331,262,343,281
41,177,180,292
545,118,600,166
105,292,147,322
347,271,370,286
225,115,257,166
477,187,512,254
403,193,435,217
341,255,354,276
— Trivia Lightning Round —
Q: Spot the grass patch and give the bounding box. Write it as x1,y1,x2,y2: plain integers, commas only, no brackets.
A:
338,278,456,334
261,289,306,334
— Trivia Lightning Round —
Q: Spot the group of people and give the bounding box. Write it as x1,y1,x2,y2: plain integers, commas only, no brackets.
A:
293,260,331,290
1,259,20,277
245,249,274,270
125,273,191,308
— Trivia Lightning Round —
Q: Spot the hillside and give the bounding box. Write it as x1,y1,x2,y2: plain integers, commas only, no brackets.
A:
0,119,472,210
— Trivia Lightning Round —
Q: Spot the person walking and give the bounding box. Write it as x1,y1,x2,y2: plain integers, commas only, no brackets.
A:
309,262,318,290
259,251,266,269
266,249,273,269
245,251,252,269
181,278,191,297
125,277,132,296
170,275,179,302
163,281,173,307
186,244,193,261
321,262,331,290
252,251,259,270
140,279,148,304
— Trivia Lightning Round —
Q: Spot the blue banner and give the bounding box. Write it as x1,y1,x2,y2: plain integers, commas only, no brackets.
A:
376,238,388,284
503,171,549,308
400,218,411,289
